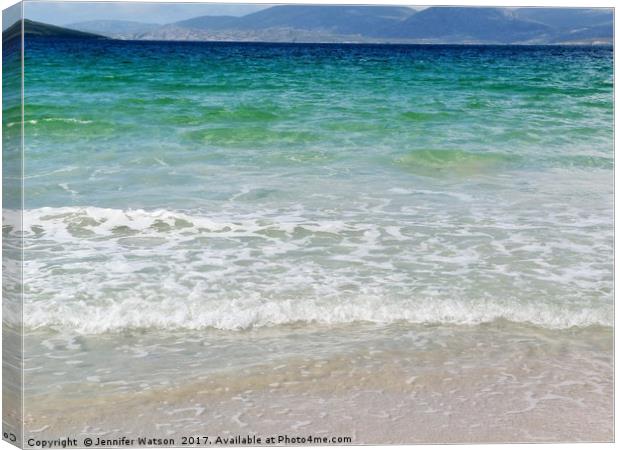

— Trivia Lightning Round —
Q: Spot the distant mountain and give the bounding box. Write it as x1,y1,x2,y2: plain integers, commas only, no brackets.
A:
174,15,239,31
383,7,551,43
514,8,613,45
515,8,612,29
237,5,413,35
67,20,160,38
131,24,375,43
550,23,613,45
3,19,107,42
175,6,414,36
62,6,614,45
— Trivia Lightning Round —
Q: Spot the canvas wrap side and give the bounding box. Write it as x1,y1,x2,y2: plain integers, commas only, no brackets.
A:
3,2,24,448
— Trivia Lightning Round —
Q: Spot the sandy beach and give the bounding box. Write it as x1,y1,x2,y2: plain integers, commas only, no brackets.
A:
23,322,612,444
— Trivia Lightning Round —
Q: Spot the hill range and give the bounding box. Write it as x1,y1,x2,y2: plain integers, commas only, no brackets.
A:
8,6,615,45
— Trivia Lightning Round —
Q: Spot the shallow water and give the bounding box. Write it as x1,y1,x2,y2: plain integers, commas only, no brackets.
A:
14,39,613,442
23,322,612,442
19,41,614,333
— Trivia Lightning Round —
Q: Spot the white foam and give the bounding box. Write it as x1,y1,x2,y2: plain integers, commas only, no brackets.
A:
23,291,611,334
16,205,612,334
43,118,93,124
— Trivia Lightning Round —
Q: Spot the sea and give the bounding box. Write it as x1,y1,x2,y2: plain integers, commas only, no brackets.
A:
10,38,615,441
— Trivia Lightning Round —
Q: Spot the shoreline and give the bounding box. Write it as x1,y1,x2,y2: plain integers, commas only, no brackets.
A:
22,322,613,444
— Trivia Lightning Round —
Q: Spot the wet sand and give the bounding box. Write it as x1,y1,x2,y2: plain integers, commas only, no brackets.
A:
22,322,613,445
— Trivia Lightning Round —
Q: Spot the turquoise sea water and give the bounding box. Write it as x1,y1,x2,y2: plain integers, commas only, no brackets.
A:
16,40,612,333
10,38,614,442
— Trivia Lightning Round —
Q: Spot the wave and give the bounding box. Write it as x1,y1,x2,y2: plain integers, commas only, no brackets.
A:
15,206,362,240
12,118,95,128
183,126,319,147
16,205,612,334
393,149,613,175
24,293,611,335
400,111,451,121
394,149,517,175
42,117,94,124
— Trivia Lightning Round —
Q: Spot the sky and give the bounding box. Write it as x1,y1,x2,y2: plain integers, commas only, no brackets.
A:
24,2,273,25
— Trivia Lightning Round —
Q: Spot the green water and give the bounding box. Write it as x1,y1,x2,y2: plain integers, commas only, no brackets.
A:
14,40,613,333
5,35,612,443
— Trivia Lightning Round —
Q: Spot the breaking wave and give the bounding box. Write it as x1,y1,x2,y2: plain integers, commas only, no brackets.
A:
13,206,612,334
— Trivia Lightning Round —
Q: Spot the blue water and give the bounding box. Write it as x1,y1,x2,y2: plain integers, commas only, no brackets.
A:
14,39,613,332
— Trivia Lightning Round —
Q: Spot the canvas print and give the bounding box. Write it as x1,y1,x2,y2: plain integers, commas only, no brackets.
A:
2,1,614,446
